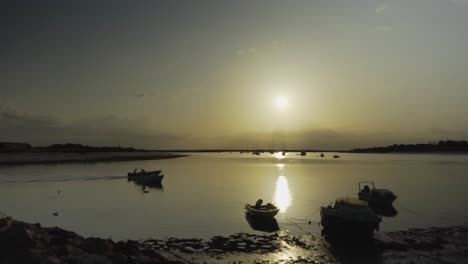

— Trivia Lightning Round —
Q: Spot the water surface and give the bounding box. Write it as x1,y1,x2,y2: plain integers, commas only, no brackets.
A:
1,152,467,240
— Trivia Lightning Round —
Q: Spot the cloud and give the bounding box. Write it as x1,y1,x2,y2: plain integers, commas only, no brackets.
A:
375,4,388,14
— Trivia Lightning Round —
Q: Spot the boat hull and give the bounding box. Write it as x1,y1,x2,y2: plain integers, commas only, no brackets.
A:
135,174,164,186
128,170,164,186
245,204,279,218
358,192,396,206
320,205,381,239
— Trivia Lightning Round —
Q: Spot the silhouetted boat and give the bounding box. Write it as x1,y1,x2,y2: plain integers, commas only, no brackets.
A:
300,151,306,156
245,199,279,218
358,182,397,206
128,169,164,185
333,155,340,158
320,198,381,239
320,153,325,158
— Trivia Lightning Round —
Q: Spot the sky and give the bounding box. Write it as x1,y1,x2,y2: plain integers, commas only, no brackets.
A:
1,0,468,150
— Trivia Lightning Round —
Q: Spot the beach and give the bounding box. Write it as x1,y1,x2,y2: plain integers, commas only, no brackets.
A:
1,217,467,264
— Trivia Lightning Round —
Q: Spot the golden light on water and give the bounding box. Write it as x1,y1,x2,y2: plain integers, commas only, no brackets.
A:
274,175,292,213
273,152,286,159
275,163,285,169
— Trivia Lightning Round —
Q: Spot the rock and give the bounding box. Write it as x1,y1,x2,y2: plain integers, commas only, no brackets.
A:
81,237,114,254
181,246,196,253
79,254,112,264
0,219,42,248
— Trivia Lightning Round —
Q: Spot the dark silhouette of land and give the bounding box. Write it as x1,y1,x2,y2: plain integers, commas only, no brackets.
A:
0,142,144,153
351,140,468,154
0,142,186,166
2,140,468,158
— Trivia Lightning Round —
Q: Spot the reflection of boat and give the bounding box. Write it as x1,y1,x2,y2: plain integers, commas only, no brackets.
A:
245,213,279,232
245,199,279,218
320,198,381,239
369,204,398,217
128,169,164,185
358,182,397,206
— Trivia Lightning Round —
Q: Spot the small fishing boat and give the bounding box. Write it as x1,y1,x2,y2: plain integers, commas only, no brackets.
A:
320,197,381,239
333,155,340,158
358,182,397,206
245,199,279,218
300,151,307,156
320,153,325,158
128,169,164,185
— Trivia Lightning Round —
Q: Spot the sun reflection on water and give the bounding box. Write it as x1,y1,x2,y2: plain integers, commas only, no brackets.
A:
274,175,292,213
273,152,286,160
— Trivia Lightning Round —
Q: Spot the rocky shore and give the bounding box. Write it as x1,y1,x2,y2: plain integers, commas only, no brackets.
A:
1,217,467,263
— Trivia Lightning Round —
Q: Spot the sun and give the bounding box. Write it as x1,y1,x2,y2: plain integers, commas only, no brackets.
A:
275,96,288,110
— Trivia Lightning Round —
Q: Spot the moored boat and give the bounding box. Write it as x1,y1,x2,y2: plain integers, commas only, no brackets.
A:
358,182,397,206
320,197,381,239
245,199,279,218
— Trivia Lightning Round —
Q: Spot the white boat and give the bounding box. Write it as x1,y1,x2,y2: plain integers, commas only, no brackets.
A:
320,197,381,239
358,182,396,206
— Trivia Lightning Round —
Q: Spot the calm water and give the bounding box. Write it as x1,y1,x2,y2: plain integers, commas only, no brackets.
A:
1,152,468,240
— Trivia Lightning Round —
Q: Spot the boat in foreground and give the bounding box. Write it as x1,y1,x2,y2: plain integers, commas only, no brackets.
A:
358,182,397,206
320,197,381,239
245,199,279,218
128,169,164,186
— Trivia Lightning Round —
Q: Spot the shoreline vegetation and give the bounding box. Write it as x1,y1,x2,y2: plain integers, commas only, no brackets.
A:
0,143,187,166
350,140,468,154
0,217,467,264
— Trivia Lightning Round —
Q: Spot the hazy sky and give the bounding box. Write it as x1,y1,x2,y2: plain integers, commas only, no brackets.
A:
1,0,468,149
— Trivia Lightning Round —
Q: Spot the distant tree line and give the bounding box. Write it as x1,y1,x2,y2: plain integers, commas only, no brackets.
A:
351,140,468,153
0,142,144,153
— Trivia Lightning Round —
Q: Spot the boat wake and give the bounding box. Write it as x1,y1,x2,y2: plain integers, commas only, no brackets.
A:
0,175,127,184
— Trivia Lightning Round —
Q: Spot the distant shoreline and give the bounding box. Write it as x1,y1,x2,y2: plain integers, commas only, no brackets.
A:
0,152,187,166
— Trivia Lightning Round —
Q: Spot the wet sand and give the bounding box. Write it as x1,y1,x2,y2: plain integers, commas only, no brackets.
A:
0,152,187,166
1,217,466,263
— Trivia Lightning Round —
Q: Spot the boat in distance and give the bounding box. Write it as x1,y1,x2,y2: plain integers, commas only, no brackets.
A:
245,199,279,218
358,181,397,206
320,197,382,239
128,169,164,186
